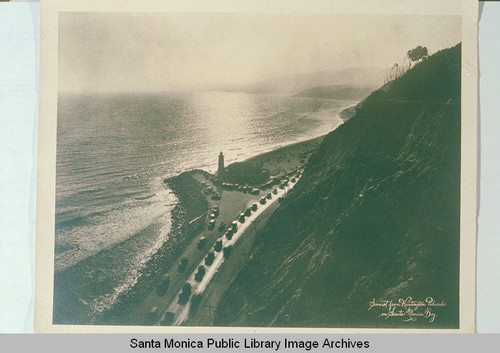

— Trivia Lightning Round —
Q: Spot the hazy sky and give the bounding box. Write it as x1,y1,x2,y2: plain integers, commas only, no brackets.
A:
58,13,460,94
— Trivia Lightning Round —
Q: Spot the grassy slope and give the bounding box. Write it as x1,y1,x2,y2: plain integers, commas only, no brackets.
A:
215,44,461,328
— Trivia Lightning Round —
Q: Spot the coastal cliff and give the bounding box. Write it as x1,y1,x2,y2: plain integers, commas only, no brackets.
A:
215,44,461,328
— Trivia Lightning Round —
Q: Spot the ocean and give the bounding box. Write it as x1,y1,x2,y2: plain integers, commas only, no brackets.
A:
54,90,351,323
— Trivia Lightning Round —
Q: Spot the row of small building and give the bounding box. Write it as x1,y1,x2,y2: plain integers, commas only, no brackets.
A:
221,183,260,195
220,166,302,196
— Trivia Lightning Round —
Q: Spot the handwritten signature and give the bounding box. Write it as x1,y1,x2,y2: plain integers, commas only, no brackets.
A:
368,297,446,323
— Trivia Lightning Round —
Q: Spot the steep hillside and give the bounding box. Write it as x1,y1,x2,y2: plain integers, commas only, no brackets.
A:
215,44,461,328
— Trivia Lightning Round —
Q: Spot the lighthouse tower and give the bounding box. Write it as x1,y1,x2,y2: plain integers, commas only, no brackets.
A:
218,152,225,178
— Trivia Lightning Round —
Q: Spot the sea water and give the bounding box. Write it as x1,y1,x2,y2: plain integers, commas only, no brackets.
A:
54,91,351,323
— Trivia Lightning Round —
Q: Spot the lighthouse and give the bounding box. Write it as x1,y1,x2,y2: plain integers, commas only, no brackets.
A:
218,152,225,178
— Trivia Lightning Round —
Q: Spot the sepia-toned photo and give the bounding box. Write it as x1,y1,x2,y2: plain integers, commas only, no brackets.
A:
35,0,478,333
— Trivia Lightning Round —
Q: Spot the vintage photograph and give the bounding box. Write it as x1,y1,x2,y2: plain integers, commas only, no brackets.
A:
36,0,478,332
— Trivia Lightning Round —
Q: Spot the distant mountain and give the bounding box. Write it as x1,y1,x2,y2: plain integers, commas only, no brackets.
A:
215,44,461,328
219,67,387,94
293,85,374,101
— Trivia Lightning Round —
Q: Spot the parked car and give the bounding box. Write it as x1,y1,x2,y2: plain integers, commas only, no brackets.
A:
208,219,216,230
177,257,188,273
214,239,223,252
205,251,215,266
178,283,192,305
239,212,246,223
194,266,206,282
197,236,207,249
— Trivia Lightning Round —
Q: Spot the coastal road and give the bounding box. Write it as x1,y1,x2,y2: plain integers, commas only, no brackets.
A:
157,172,303,326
